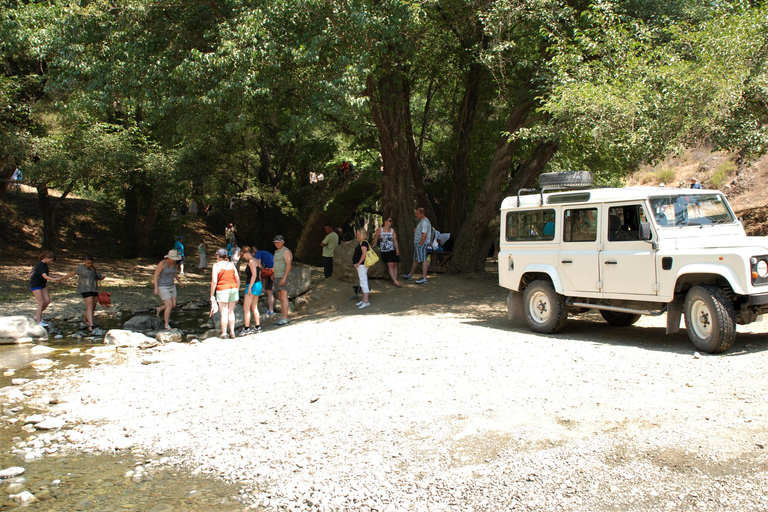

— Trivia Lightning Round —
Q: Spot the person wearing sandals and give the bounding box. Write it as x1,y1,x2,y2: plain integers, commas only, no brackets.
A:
272,235,292,326
29,250,59,327
153,249,184,330
239,246,262,336
372,217,402,287
58,255,105,333
211,248,240,338
353,228,371,309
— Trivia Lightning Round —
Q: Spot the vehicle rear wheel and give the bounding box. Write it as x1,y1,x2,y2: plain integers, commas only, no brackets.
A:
522,280,568,334
538,171,594,188
683,285,736,353
599,310,641,327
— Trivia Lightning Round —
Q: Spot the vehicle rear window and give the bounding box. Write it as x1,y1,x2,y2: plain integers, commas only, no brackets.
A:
506,210,556,241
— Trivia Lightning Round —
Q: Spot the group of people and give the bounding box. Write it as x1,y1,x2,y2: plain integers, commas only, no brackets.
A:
28,207,443,336
29,251,105,332
153,233,292,338
322,207,437,310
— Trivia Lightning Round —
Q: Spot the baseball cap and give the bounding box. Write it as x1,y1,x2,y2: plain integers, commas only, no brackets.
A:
216,248,228,258
273,235,285,243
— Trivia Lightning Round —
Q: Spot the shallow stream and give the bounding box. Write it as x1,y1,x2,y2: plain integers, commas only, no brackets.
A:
0,313,248,511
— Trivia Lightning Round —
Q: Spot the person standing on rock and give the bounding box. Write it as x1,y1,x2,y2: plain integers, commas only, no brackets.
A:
253,246,275,316
29,250,59,327
320,223,339,279
211,248,240,339
239,247,262,336
372,216,402,287
58,255,105,333
198,239,208,274
353,228,372,309
174,235,186,276
153,249,184,330
272,235,292,327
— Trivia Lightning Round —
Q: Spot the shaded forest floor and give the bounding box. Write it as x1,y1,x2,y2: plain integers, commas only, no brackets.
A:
1,145,768,273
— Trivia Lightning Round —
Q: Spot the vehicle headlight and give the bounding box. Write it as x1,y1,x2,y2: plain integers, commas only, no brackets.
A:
758,260,768,278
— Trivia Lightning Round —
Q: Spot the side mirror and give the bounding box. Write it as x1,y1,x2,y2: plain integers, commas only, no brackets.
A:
640,221,652,240
640,221,657,249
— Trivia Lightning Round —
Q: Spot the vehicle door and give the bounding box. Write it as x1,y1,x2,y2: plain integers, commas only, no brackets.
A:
600,203,658,296
558,207,601,297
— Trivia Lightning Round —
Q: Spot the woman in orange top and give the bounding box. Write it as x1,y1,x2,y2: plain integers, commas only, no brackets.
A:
210,248,240,339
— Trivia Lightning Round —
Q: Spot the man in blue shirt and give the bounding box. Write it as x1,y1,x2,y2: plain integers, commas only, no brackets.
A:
174,235,186,276
253,247,275,316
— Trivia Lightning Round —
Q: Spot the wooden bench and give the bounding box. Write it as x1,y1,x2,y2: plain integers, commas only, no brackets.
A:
428,251,452,273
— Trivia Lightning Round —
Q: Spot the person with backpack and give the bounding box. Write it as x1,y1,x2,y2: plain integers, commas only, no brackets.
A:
402,207,431,284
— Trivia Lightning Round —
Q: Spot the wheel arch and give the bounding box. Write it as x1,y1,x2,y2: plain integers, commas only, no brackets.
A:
519,267,564,294
674,270,741,299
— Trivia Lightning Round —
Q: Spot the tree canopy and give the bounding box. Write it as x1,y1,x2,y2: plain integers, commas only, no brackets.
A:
1,0,766,265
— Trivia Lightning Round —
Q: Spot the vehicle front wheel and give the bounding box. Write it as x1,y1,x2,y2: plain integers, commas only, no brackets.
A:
683,285,736,353
522,280,568,334
600,310,641,327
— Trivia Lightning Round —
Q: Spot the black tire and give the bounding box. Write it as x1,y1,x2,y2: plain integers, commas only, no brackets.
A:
600,310,641,327
538,171,594,188
522,280,568,334
683,285,736,353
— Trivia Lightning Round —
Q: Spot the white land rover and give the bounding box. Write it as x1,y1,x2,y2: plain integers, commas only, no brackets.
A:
499,172,768,353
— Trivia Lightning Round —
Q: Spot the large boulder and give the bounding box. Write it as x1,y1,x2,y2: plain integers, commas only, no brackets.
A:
122,315,164,332
104,329,156,348
332,242,386,282
285,265,312,298
0,317,48,344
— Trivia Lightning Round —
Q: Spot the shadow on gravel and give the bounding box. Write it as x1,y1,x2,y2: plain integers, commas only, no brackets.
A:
460,313,768,356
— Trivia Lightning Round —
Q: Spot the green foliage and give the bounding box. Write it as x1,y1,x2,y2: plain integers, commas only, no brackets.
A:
708,160,737,189
656,168,677,184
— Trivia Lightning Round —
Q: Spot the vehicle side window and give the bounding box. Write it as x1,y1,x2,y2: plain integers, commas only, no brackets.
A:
506,209,556,241
564,208,597,242
608,205,648,242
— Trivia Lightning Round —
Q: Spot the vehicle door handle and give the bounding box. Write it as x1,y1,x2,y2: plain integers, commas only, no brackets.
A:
561,260,573,264
605,261,618,265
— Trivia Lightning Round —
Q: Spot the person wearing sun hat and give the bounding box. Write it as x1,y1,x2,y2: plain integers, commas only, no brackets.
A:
153,249,184,330
272,235,292,327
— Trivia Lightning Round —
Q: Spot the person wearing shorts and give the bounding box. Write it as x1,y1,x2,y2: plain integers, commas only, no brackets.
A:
403,207,431,284
29,251,58,327
239,246,262,336
153,249,184,330
59,254,106,333
210,248,240,338
253,247,275,315
272,235,292,327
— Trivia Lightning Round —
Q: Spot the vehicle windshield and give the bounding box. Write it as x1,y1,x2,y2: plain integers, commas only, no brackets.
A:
648,193,735,227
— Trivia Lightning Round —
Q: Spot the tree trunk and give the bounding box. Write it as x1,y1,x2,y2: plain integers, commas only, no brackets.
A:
294,173,380,263
37,186,57,251
0,158,11,201
36,181,75,251
367,70,420,272
447,61,484,235
134,188,161,256
450,101,545,273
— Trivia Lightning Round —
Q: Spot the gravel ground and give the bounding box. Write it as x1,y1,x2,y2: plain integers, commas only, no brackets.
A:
7,274,768,511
